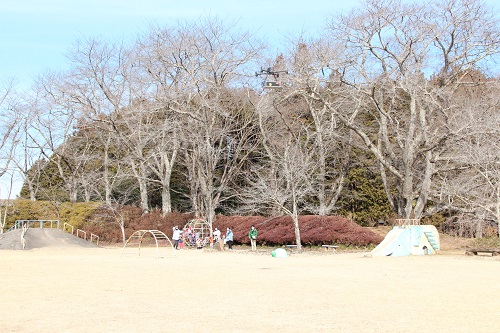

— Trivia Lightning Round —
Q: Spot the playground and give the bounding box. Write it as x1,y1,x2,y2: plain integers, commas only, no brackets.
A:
0,236,499,332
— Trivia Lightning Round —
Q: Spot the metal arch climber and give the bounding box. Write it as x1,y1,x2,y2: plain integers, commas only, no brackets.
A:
183,218,211,247
122,230,176,258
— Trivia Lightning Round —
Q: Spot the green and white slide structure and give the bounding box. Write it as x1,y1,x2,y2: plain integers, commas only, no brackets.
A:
365,225,440,257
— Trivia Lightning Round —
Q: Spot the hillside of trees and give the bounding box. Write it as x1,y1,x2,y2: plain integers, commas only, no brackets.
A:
1,0,499,247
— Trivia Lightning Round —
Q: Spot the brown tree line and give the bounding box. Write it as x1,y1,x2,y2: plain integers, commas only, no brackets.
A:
1,0,499,243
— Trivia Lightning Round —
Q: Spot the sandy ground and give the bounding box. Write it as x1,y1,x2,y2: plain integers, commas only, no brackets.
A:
1,243,499,333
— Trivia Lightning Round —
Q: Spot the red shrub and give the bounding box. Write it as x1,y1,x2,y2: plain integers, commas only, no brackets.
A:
83,206,194,244
84,205,382,247
214,215,382,246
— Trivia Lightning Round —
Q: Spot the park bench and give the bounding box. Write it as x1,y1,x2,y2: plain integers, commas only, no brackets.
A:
465,249,500,256
321,245,339,251
285,244,297,248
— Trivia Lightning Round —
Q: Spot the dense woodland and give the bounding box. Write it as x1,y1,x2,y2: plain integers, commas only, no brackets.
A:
1,0,499,248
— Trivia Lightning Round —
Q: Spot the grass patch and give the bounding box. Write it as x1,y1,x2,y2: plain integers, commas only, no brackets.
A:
470,237,500,249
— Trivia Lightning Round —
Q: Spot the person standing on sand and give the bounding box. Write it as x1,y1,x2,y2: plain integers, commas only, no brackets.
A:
225,227,234,250
213,227,221,243
248,225,258,251
172,226,181,249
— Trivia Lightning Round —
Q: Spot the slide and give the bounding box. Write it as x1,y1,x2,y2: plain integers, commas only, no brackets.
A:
365,225,440,257
366,228,410,257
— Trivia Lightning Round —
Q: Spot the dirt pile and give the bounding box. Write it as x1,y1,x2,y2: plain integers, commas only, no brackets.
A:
0,228,98,250
0,229,24,250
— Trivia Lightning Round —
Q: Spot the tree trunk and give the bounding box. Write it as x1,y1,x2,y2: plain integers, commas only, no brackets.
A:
292,201,302,253
103,141,112,206
161,185,171,217
476,221,483,239
292,216,302,253
138,176,149,213
27,180,36,201
414,151,434,219
131,159,150,213
69,177,78,203
120,222,126,245
496,185,500,240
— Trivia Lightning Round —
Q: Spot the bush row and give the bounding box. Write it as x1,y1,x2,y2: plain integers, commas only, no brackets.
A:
3,201,382,246
82,206,382,246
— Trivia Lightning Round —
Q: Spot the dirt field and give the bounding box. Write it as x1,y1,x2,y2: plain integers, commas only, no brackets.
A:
1,238,499,333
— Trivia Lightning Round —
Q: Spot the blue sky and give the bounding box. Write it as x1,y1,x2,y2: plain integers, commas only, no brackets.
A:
0,0,357,88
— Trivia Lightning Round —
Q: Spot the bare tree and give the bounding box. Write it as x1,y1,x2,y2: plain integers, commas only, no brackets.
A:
241,96,317,252
0,170,16,233
140,17,264,228
311,0,500,219
135,26,199,214
279,42,353,215
0,78,21,180
181,92,259,226
64,37,155,211
434,78,500,238
10,93,41,201
0,79,19,230
11,120,46,201
95,204,128,245
114,103,156,213
28,74,97,202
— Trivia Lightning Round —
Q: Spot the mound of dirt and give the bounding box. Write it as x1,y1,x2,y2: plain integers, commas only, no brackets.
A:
0,229,24,250
0,228,98,250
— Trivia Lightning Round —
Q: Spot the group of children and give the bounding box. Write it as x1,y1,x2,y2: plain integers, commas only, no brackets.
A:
171,225,235,250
